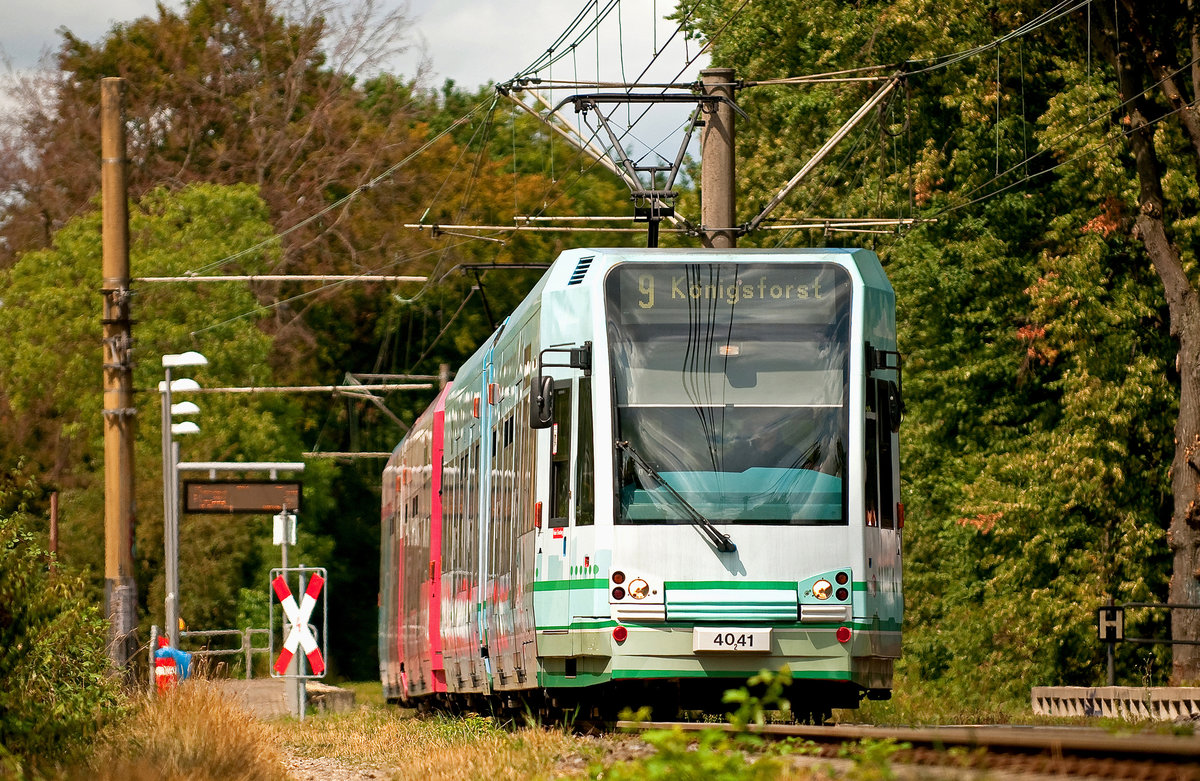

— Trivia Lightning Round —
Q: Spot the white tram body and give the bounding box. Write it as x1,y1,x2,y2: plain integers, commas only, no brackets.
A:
381,247,902,715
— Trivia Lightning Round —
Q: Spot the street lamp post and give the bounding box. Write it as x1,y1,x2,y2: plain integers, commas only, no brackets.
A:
160,351,207,648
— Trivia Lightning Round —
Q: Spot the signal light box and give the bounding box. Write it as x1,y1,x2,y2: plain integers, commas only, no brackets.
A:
184,480,302,514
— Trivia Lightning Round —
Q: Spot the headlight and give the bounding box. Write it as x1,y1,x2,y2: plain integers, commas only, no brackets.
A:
812,579,832,600
628,578,650,599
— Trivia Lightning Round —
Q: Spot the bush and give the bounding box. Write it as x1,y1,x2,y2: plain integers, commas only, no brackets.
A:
0,512,122,770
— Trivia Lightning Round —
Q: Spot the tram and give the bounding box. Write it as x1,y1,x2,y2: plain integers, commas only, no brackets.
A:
380,247,902,719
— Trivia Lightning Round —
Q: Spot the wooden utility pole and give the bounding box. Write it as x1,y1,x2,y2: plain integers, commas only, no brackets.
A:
101,77,138,669
700,68,737,248
49,491,58,576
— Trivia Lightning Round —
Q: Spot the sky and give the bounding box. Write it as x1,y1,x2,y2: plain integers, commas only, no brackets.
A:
2,0,704,89
2,0,706,166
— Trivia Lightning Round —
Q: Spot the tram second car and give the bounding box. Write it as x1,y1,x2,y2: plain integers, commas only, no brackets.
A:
380,247,902,718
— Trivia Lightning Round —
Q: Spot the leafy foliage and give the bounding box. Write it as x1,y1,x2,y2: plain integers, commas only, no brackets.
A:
0,183,340,647
593,668,797,781
681,0,1181,699
0,0,637,680
0,472,122,770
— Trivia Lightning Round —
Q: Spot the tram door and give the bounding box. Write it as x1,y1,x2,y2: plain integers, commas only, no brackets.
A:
534,382,574,634
567,378,595,649
537,378,595,638
865,361,903,625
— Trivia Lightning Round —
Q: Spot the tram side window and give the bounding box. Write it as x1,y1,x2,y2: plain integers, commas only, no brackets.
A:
550,385,572,524
865,377,896,530
576,379,594,526
865,384,879,529
876,379,895,530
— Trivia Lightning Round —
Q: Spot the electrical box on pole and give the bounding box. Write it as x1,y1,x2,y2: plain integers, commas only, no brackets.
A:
273,510,298,546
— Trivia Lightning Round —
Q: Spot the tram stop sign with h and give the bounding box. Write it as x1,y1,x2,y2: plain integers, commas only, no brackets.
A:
1097,606,1124,642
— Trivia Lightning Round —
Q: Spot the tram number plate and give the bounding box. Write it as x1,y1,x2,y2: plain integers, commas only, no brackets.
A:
693,628,771,653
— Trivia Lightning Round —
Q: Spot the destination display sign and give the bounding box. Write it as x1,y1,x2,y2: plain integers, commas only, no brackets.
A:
607,262,848,326
184,480,302,514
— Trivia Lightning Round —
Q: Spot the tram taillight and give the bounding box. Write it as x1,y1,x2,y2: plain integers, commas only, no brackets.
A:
612,571,626,585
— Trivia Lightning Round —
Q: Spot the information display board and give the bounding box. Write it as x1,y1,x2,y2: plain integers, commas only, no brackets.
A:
183,480,302,514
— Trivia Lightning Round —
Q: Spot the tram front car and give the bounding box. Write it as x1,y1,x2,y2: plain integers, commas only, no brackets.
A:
534,248,902,718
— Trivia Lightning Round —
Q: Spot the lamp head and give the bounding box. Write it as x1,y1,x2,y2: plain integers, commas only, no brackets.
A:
162,351,208,369
170,401,201,416
158,378,202,393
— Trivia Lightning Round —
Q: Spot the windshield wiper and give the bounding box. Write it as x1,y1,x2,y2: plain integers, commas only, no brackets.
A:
616,440,737,553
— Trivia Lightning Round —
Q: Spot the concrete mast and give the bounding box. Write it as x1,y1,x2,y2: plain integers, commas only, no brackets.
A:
700,67,737,248
101,77,138,669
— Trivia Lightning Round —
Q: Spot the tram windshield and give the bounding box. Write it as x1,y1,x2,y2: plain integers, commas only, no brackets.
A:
605,262,850,525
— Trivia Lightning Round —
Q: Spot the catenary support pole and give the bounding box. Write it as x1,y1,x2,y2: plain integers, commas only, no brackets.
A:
101,77,138,670
700,68,737,248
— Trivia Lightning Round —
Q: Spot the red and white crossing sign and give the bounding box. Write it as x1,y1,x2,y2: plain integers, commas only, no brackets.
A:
271,572,326,676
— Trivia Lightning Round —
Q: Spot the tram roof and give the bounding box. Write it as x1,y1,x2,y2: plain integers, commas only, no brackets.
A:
539,247,892,296
449,246,893,391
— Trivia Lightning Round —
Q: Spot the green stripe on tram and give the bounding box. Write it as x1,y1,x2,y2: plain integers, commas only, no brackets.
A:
664,580,798,590
531,578,608,591
532,619,901,632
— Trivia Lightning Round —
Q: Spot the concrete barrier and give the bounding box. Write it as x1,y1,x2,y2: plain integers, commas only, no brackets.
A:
215,679,356,718
307,681,356,714
1032,686,1200,720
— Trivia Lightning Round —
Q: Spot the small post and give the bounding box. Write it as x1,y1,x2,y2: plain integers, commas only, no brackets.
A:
1097,598,1123,686
298,568,307,721
148,625,159,695
244,627,253,679
49,491,58,575
1107,596,1116,686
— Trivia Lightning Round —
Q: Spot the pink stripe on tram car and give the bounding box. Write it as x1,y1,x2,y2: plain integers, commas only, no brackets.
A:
428,385,449,692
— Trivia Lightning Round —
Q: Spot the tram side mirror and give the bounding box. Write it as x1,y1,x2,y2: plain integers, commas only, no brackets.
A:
530,375,555,429
530,342,591,429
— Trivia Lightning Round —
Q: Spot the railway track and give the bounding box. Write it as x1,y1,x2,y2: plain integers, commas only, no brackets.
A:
617,720,1200,779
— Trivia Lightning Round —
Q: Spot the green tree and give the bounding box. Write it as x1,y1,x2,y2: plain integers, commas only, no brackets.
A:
678,0,1181,696
0,0,638,679
0,183,337,639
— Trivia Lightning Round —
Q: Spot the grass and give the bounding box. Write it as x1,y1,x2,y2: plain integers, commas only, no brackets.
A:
82,680,290,781
53,676,1188,781
56,679,597,781
837,674,1036,726
267,707,593,780
335,680,387,708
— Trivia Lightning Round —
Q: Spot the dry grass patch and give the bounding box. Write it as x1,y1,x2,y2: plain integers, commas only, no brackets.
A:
84,680,289,781
267,709,592,780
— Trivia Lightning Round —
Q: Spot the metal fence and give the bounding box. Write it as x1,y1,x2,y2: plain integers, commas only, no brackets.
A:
1097,601,1200,685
